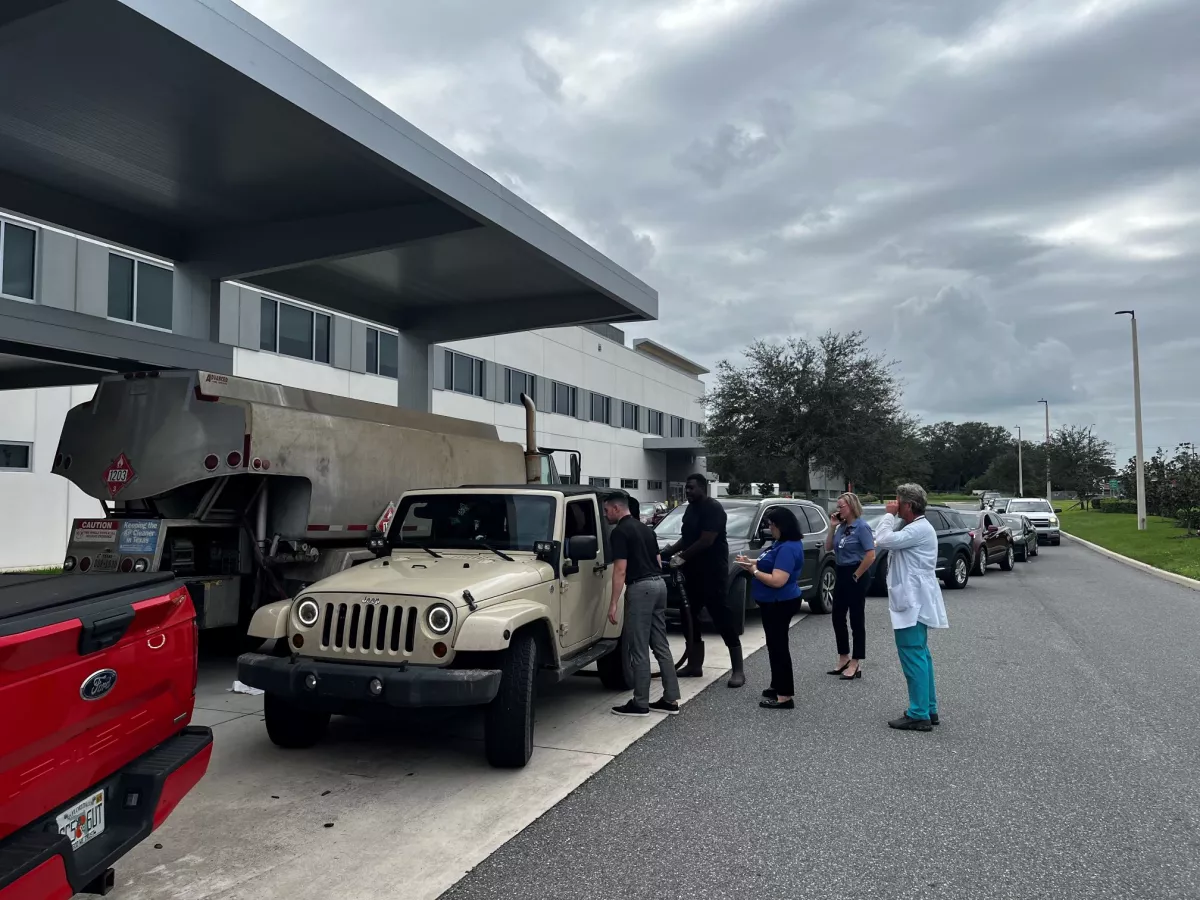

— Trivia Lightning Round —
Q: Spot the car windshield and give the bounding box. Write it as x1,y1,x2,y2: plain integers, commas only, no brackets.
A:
956,511,982,529
1007,500,1052,513
654,502,759,539
387,493,556,552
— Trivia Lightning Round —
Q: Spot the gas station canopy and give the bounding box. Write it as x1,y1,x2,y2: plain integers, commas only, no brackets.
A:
0,0,657,341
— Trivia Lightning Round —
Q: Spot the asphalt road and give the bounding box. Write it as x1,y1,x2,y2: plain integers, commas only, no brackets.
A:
440,539,1200,900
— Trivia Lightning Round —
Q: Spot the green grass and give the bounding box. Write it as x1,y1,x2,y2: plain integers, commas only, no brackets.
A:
0,566,61,575
1058,507,1200,581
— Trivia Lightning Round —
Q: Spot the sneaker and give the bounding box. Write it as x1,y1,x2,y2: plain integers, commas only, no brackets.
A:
900,710,940,725
611,700,650,717
888,714,932,732
649,698,680,715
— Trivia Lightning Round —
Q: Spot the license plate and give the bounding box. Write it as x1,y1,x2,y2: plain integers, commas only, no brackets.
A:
56,790,105,852
92,553,119,572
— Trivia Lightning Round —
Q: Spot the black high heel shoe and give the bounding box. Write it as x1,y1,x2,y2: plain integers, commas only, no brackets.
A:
827,661,851,675
841,665,862,680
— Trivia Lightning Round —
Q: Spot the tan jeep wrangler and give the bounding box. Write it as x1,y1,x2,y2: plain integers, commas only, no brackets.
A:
236,485,634,768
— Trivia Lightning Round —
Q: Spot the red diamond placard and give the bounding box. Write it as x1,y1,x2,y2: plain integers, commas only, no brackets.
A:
103,453,136,499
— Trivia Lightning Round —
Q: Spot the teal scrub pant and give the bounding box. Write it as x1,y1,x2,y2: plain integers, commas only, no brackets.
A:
894,623,938,721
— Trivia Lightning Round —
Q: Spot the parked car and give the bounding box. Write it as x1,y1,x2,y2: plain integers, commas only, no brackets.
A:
861,504,976,592
1002,514,1039,561
1003,498,1062,544
980,491,1002,509
654,497,837,621
641,500,669,526
956,510,1017,573
991,497,1013,513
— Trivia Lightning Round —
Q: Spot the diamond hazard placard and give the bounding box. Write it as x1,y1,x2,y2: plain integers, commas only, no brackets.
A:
103,453,136,499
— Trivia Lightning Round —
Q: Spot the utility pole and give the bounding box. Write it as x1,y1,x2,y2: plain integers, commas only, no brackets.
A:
1115,310,1146,530
1038,399,1051,503
1016,426,1023,497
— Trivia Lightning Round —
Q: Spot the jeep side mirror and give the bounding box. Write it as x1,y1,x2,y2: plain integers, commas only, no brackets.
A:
366,531,388,557
566,535,598,562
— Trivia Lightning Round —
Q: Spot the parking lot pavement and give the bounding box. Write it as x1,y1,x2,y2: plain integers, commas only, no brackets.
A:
441,541,1200,900
99,620,784,900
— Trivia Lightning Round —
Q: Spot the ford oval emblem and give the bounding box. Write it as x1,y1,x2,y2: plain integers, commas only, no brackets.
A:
80,669,118,701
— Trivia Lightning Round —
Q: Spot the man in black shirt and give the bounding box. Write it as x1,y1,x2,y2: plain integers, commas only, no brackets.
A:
660,474,744,688
605,493,681,717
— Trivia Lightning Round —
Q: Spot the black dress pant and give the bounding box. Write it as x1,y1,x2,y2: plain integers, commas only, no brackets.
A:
683,565,740,648
760,597,802,696
832,564,868,659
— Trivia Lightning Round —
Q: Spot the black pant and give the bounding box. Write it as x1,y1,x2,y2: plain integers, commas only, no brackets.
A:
832,564,867,659
760,598,802,696
683,566,740,648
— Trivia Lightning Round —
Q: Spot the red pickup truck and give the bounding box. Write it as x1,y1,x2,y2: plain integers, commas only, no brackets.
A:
0,572,213,898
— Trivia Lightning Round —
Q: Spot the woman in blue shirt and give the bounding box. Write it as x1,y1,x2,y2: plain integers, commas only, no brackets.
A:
825,492,877,680
735,507,805,710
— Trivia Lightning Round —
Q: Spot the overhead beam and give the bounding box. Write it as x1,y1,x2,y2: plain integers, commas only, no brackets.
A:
181,201,482,279
405,294,640,343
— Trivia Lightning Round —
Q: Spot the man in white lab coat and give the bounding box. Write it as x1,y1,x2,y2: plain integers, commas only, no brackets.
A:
872,483,948,732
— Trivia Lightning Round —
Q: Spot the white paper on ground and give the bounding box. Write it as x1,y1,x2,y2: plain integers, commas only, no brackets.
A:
229,681,265,696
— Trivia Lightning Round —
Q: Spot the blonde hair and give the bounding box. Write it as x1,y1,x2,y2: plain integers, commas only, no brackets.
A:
838,492,864,521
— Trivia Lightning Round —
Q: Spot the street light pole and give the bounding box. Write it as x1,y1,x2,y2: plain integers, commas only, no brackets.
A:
1016,426,1023,497
1038,399,1051,503
1115,310,1146,531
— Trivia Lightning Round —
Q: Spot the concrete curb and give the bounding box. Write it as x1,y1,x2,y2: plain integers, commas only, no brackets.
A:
1061,531,1200,593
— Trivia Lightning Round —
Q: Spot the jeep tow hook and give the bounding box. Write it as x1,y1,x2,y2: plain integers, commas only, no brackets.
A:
462,589,478,612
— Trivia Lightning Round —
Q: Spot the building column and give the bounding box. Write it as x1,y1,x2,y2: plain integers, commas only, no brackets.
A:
171,264,221,341
397,330,432,412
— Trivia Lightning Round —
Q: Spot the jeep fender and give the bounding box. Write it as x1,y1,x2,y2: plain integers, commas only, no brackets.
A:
248,600,292,639
454,600,553,654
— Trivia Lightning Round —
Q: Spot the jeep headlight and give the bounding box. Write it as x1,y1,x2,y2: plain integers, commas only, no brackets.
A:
426,603,454,635
296,598,321,628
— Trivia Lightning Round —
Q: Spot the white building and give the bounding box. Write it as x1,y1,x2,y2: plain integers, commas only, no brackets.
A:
0,213,709,570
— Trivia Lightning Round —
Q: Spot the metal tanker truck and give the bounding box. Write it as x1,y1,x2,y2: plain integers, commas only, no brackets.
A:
51,370,578,630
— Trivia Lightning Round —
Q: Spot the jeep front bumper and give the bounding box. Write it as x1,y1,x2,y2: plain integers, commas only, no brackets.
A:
236,653,502,708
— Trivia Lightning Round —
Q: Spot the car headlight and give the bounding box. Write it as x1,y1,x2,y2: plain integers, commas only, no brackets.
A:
1049,516,1058,526
426,603,454,635
296,598,321,628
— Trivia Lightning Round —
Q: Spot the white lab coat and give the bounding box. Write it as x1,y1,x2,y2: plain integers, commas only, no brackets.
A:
873,514,949,631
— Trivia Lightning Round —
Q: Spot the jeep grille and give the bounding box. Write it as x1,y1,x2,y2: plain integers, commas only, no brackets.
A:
319,599,419,655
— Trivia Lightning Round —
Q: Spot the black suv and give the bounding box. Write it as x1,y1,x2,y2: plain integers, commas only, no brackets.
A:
654,497,837,629
861,505,975,593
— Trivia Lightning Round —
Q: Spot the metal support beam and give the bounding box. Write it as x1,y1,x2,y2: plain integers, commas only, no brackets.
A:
406,294,632,342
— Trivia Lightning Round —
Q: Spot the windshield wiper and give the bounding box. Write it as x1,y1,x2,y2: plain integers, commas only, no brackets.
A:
473,539,514,562
396,540,441,559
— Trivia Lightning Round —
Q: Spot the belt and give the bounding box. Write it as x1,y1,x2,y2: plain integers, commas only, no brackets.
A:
628,574,664,584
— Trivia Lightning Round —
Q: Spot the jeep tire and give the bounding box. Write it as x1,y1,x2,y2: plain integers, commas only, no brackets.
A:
264,693,330,749
485,631,538,768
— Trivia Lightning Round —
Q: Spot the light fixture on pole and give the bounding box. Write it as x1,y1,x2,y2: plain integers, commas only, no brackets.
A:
1115,310,1146,531
1015,426,1023,497
1038,399,1051,503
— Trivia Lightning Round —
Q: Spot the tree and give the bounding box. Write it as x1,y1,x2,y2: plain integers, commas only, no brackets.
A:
968,442,1045,496
1047,425,1114,505
725,476,748,496
757,482,776,497
921,421,1015,491
844,416,930,500
705,332,906,495
1169,444,1200,533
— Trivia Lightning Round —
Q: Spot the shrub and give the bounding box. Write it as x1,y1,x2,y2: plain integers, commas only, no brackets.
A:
1175,507,1200,529
1098,499,1138,514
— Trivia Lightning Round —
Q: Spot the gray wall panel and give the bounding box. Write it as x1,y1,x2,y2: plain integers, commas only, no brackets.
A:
37,230,77,311
396,331,430,411
534,375,550,413
332,315,352,370
237,287,261,350
74,241,108,318
351,320,369,374
217,282,240,345
576,388,591,421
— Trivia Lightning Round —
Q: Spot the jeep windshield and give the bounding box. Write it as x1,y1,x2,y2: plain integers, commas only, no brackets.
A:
387,494,556,552
654,502,759,539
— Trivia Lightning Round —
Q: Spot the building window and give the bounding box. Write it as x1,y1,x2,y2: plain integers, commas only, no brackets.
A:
0,442,32,472
620,478,639,490
367,328,399,379
260,298,330,363
689,421,703,438
0,220,36,301
648,480,664,491
649,410,664,436
590,393,612,425
552,382,577,417
621,401,639,430
506,367,535,404
670,415,686,438
443,351,485,397
107,254,173,330
588,476,610,488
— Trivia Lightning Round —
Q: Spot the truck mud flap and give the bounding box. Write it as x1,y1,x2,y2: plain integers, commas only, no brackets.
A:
0,727,213,898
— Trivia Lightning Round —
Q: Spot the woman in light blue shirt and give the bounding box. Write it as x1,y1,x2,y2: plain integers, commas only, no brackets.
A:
825,493,876,680
735,507,805,710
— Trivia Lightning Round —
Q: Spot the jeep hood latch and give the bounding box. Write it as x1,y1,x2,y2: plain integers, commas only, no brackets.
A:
462,589,478,612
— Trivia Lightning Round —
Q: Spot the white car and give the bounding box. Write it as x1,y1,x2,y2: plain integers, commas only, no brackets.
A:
1004,498,1062,545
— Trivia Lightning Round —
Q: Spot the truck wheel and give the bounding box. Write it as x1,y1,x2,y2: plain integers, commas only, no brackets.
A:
264,693,329,749
808,565,835,614
484,632,538,768
596,630,631,691
1000,544,1015,571
726,576,748,634
943,553,969,590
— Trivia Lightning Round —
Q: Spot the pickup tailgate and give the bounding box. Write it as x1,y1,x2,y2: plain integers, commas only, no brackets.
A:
0,572,200,843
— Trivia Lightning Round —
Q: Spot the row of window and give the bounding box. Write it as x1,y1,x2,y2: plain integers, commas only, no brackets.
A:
588,477,665,491
0,221,36,301
0,442,32,472
443,350,702,437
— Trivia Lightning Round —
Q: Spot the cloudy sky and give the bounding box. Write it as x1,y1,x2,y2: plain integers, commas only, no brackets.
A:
237,0,1198,465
